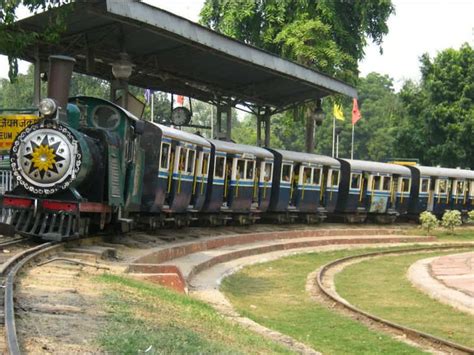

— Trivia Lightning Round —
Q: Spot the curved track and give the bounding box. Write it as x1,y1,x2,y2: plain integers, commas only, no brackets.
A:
1,242,63,354
315,244,474,354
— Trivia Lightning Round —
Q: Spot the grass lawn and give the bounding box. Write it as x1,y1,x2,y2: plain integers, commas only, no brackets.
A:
335,250,474,348
406,225,474,242
96,274,291,354
221,248,429,355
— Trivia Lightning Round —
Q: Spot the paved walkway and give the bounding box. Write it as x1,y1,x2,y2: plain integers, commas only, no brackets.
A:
408,252,474,315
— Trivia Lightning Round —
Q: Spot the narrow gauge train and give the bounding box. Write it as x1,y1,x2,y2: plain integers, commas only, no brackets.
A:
1,56,473,241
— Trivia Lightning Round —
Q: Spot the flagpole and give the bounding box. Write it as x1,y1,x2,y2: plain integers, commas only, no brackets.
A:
351,123,355,160
332,114,336,158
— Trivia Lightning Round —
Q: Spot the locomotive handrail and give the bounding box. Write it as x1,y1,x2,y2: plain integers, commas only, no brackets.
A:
167,152,175,193
192,157,199,195
401,180,405,203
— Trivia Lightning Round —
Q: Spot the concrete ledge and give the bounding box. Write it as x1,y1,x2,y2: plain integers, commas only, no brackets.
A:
134,228,407,265
129,228,435,293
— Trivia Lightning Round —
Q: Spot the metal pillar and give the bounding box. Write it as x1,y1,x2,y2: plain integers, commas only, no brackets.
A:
256,115,262,147
263,111,271,147
110,80,129,110
33,47,41,106
256,109,271,147
305,114,315,153
216,104,232,141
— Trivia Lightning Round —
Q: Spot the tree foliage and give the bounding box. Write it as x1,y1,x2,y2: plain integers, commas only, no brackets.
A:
200,0,394,82
0,0,72,82
395,44,474,168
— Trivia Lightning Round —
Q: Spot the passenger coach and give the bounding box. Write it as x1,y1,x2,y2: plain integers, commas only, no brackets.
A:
266,149,340,223
201,140,273,225
336,160,412,223
407,165,474,220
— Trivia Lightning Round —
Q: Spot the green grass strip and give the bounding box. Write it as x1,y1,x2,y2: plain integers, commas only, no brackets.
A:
222,248,428,355
96,274,291,354
335,250,474,348
407,227,474,242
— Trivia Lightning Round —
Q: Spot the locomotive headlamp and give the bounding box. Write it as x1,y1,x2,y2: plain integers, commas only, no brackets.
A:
38,98,58,116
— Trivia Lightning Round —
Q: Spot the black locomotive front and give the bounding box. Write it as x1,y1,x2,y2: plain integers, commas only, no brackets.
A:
1,56,108,240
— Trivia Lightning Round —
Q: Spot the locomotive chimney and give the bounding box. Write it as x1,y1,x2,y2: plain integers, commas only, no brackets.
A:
47,55,76,115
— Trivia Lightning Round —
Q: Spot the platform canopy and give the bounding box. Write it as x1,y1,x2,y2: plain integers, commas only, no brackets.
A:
3,0,356,109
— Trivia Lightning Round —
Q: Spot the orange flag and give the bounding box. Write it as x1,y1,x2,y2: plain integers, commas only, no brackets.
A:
352,98,361,125
177,95,184,105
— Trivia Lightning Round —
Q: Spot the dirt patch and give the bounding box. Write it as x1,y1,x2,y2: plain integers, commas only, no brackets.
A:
16,263,111,353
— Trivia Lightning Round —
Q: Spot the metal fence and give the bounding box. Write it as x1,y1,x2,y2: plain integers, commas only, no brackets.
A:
0,169,14,195
0,169,14,222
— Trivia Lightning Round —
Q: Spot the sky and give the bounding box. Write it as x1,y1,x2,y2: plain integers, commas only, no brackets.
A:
0,0,473,91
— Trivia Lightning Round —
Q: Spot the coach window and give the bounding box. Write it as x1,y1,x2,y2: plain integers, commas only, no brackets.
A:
235,159,245,180
312,168,321,185
246,160,255,180
214,156,226,179
437,179,448,194
470,181,474,196
350,173,361,189
382,176,391,191
186,149,195,174
177,147,187,172
399,177,411,193
370,175,382,191
160,142,170,170
302,167,312,184
329,169,339,187
201,153,209,176
454,180,465,195
262,162,273,182
281,164,292,182
420,178,430,193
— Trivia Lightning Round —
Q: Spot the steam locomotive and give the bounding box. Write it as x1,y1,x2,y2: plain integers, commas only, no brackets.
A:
1,55,473,241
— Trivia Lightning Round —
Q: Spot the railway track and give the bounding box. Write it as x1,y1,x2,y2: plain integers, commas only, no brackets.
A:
315,244,474,355
0,241,61,355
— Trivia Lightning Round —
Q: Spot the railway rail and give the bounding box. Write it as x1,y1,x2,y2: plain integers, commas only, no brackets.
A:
1,242,61,354
315,244,474,354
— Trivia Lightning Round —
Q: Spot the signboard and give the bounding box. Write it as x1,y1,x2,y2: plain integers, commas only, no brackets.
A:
369,195,388,213
0,114,39,151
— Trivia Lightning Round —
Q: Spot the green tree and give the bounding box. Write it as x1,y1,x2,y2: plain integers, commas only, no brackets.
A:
0,0,72,81
0,65,109,108
200,0,394,82
200,0,394,152
395,44,474,168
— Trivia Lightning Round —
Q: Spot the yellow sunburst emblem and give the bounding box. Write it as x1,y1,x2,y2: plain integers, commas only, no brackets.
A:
31,145,57,172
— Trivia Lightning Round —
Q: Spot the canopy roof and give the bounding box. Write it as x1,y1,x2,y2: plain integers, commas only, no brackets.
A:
5,0,356,109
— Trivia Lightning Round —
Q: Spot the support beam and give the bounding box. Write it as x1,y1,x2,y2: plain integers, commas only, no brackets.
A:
263,111,271,147
216,103,232,141
33,47,41,106
256,115,262,147
305,113,315,153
